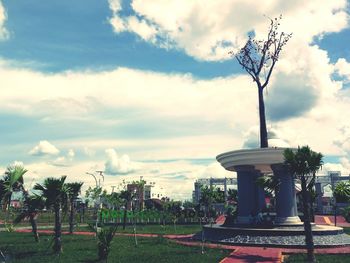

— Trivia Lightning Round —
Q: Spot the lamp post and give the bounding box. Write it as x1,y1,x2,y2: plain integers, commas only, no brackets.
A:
86,171,104,229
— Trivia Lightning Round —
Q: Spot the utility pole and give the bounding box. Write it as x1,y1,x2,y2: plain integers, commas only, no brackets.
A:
111,186,116,193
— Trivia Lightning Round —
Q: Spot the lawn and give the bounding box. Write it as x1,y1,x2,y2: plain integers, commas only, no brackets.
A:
75,224,202,235
0,232,229,263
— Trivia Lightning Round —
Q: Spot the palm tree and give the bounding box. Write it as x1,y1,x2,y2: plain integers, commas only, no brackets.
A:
34,176,68,253
3,165,28,222
334,181,350,203
284,146,323,263
14,195,45,242
255,175,280,196
199,186,215,216
96,225,118,261
0,179,5,209
66,182,83,234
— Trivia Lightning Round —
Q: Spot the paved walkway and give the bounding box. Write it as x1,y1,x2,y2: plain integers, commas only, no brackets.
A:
219,247,282,263
315,215,350,227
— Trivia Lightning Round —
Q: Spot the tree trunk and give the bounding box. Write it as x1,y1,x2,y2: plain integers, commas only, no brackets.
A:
53,203,62,253
69,199,75,234
301,176,316,262
6,194,12,223
258,86,268,148
29,213,39,242
123,202,127,230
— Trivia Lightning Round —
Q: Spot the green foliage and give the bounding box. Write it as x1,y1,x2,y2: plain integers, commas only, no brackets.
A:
33,176,68,253
284,146,323,262
4,222,14,232
255,175,280,196
0,232,229,263
227,189,237,202
13,195,45,224
200,186,225,207
284,146,323,179
34,176,68,209
85,186,103,201
66,182,83,200
95,225,118,261
334,181,350,203
341,205,350,223
2,165,28,210
0,179,5,203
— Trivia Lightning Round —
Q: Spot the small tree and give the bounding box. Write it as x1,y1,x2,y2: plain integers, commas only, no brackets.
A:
284,146,323,263
3,165,27,222
199,186,216,218
95,225,118,262
14,195,45,242
34,176,68,253
66,182,84,234
231,15,292,148
120,189,134,230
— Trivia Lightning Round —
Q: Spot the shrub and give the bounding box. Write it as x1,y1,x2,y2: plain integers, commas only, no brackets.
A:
96,225,118,261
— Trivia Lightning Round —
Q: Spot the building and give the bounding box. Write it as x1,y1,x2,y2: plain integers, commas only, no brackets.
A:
192,177,237,204
126,183,153,210
315,171,350,214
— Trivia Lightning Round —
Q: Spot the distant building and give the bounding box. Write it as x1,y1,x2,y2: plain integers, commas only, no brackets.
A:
126,183,153,210
192,178,237,204
315,171,350,214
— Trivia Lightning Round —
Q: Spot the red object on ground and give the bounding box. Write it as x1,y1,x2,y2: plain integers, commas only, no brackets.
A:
315,215,350,227
216,215,226,224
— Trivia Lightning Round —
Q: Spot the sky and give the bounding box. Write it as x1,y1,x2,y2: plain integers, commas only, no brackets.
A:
0,0,350,200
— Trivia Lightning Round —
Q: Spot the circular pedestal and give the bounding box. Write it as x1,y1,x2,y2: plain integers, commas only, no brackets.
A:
196,224,350,247
217,148,301,227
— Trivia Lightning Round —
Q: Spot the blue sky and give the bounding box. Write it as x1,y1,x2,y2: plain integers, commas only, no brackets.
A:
0,0,350,199
0,0,240,78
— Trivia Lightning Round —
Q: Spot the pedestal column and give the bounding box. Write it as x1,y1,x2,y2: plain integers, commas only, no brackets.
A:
236,165,265,224
272,164,301,225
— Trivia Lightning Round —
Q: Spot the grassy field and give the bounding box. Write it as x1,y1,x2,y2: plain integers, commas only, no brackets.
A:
0,232,229,263
75,224,202,235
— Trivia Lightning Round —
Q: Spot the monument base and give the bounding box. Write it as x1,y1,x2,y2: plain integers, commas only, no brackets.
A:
195,224,350,247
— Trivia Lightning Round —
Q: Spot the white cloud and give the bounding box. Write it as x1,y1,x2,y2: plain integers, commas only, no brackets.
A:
108,0,349,61
51,149,75,167
335,58,350,83
29,140,60,156
83,147,96,157
67,149,75,160
0,1,8,40
104,149,136,175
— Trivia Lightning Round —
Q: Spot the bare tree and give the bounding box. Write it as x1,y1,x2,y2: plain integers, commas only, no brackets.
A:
230,15,292,148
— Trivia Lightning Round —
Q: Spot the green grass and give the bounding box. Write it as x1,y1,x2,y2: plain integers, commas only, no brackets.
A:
0,232,229,263
76,224,202,235
285,254,350,262
343,227,350,235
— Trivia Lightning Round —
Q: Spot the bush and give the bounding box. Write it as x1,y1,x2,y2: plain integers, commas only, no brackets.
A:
95,225,118,261
341,206,350,223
